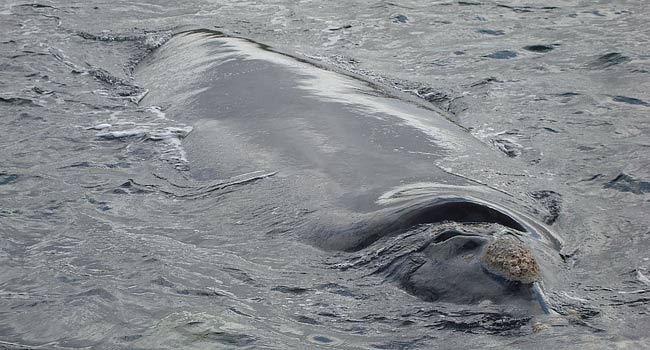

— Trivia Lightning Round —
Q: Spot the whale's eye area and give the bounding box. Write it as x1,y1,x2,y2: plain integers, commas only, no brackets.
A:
458,238,482,252
434,231,484,252
432,230,469,243
429,231,485,256
381,231,537,304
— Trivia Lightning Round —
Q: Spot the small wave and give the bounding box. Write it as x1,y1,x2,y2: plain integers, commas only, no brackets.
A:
91,107,193,170
588,52,631,69
159,171,277,199
133,311,258,348
144,31,173,50
77,30,172,50
0,96,40,106
483,50,518,59
376,182,493,206
604,173,650,195
523,44,555,53
472,129,525,158
96,126,192,141
48,47,146,101
0,172,19,186
612,95,649,106
476,29,505,36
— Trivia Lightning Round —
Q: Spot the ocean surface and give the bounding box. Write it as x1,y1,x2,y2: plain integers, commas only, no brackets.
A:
1,0,650,349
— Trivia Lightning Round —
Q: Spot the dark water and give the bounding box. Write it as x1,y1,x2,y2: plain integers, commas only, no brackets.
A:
1,1,650,349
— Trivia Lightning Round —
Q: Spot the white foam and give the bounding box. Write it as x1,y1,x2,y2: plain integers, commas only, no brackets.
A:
146,106,167,119
147,126,193,141
637,270,650,286
96,128,148,140
144,31,172,50
88,123,112,130
93,107,193,169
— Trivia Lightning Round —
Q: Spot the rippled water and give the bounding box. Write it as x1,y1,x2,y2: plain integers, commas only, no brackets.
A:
1,1,650,349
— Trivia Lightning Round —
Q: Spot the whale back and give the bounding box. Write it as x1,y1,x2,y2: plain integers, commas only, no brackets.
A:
136,30,564,311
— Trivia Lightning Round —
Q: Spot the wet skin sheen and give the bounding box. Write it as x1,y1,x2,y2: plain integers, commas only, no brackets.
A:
136,30,562,311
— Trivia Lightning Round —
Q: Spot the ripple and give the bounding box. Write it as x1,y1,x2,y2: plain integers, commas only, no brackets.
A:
523,44,555,53
604,173,650,194
483,50,517,59
589,52,631,68
612,95,649,106
476,29,505,36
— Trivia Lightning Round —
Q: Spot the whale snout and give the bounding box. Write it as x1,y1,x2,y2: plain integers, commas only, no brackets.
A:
390,231,536,304
315,195,561,312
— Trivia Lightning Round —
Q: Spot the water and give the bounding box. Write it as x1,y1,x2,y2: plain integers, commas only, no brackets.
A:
1,1,649,349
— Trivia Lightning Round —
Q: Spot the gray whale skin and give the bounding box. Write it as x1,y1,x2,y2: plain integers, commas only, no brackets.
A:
136,29,563,313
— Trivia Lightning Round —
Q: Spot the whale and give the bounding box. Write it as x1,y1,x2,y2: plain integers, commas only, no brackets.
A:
135,29,564,313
